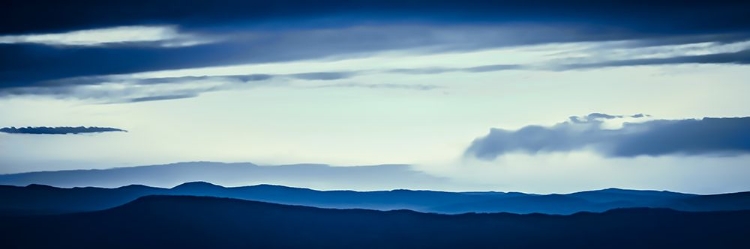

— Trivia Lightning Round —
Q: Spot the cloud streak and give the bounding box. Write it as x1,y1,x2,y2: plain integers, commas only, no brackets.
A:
1,33,748,103
0,25,214,47
559,48,750,70
465,114,750,159
387,64,522,75
0,0,747,101
0,69,443,102
313,83,441,91
126,93,199,103
2,20,749,89
4,45,749,103
0,126,127,135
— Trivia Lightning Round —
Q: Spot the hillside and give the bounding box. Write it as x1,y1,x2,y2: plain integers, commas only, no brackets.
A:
1,195,748,249
3,182,750,216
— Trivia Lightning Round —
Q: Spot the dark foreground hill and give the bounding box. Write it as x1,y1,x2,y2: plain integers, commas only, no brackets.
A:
0,195,748,249
3,181,750,216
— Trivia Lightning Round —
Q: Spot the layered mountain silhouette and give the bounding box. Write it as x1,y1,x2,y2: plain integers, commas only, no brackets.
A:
1,195,748,249
3,181,750,216
0,162,447,190
3,162,750,248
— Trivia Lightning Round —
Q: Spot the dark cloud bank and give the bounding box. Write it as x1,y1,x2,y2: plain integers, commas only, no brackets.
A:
0,126,126,135
465,114,750,159
3,36,749,103
1,0,749,90
0,0,749,104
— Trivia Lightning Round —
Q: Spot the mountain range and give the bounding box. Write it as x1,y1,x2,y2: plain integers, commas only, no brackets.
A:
3,180,750,216
4,162,750,248
1,195,748,249
0,162,447,190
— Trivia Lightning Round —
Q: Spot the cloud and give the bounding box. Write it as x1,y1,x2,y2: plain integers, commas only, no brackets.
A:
1,68,449,102
568,113,649,123
0,28,747,102
0,25,215,47
0,126,127,135
3,28,746,92
126,93,199,103
0,75,268,102
290,72,355,81
387,64,521,75
383,46,750,74
314,83,441,91
559,48,750,70
0,0,748,103
1,28,748,103
4,41,748,103
0,76,235,103
464,114,750,159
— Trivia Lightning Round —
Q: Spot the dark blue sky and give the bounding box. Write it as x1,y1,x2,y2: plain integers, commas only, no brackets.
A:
4,0,750,35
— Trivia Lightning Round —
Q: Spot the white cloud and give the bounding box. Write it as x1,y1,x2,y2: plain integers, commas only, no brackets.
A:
0,25,216,47
542,39,750,67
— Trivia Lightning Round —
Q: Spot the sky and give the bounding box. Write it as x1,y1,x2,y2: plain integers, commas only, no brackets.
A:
1,0,750,194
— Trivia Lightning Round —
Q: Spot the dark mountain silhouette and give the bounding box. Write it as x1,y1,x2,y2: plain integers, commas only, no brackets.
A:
665,191,750,211
0,195,748,249
429,188,700,214
0,162,448,190
428,194,618,214
570,188,691,203
3,181,750,216
0,182,494,215
0,183,169,215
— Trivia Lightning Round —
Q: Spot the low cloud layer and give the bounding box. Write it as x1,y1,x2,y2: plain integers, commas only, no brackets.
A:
0,126,127,135
465,114,750,159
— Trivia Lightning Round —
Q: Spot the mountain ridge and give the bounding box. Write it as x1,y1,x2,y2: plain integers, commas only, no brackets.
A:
3,181,749,216
2,195,748,249
0,162,447,190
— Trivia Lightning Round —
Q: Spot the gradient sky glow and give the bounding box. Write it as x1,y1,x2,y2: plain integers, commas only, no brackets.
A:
2,0,750,194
